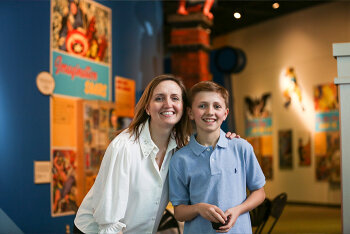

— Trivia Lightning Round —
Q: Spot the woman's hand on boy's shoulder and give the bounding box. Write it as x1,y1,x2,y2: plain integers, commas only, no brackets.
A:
225,132,240,139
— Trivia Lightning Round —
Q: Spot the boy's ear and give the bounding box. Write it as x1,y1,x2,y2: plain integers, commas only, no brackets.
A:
187,107,194,120
224,108,229,120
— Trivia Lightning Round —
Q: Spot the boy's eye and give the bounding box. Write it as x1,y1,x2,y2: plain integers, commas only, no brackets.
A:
214,105,222,109
198,104,206,109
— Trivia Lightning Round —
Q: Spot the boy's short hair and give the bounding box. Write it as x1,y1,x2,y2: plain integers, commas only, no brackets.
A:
189,81,229,107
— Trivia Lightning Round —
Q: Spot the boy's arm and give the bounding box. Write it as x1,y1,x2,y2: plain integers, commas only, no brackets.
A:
174,203,227,224
217,187,265,233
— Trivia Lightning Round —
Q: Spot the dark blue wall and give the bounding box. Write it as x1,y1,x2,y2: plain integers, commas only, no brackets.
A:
0,0,163,233
210,50,229,132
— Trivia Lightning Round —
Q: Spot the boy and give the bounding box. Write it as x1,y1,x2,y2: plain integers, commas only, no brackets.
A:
169,81,266,233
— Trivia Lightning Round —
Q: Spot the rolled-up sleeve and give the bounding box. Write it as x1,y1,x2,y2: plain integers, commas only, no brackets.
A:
91,138,130,233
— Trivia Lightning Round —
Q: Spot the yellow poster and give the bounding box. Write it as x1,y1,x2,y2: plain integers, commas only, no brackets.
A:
51,95,79,147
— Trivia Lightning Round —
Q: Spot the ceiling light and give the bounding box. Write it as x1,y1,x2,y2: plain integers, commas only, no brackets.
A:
272,2,279,9
233,12,241,19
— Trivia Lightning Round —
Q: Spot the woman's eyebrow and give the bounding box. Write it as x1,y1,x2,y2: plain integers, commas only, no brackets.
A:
154,93,180,96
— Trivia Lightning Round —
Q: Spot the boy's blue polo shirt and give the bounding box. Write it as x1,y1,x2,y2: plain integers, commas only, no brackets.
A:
169,129,266,234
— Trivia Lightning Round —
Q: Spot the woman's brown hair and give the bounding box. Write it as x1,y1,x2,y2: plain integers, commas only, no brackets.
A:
117,74,191,147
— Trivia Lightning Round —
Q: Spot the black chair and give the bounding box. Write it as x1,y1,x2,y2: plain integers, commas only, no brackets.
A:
250,198,271,234
265,193,288,234
157,209,181,234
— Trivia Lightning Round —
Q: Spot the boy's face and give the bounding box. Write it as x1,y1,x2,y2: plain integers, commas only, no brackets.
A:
189,91,229,134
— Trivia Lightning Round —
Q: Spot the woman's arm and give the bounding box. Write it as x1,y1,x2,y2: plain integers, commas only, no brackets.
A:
91,139,131,233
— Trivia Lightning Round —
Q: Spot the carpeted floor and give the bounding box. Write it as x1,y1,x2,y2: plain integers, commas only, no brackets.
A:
259,204,341,234
158,204,342,234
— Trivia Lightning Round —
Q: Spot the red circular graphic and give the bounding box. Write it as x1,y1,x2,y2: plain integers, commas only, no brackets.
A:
66,30,88,56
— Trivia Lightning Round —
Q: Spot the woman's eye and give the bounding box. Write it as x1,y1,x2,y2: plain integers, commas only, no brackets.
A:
155,97,163,101
172,96,180,101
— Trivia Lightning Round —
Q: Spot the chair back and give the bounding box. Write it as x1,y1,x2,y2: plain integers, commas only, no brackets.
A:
266,192,288,233
157,209,181,234
270,193,287,219
250,198,271,234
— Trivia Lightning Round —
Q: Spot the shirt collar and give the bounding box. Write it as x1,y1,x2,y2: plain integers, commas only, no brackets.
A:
217,129,229,148
139,119,177,158
189,129,228,156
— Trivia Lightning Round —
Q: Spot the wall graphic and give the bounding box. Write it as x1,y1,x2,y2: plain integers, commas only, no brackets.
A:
51,0,111,100
83,101,117,193
52,149,78,215
297,131,311,166
314,83,340,188
281,67,305,111
245,93,273,180
278,129,293,169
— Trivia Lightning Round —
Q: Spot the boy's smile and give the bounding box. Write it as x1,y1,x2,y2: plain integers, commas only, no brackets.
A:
189,91,229,135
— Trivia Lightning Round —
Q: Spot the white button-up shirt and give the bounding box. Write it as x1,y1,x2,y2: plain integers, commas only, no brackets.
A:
74,120,177,234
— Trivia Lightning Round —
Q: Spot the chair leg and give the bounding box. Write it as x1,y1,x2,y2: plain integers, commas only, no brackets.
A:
267,218,279,234
257,219,268,234
177,225,181,234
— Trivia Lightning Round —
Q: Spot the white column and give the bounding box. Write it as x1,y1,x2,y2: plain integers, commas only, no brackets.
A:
333,42,350,233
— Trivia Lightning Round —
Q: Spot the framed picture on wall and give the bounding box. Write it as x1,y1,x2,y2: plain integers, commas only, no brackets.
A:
278,129,293,169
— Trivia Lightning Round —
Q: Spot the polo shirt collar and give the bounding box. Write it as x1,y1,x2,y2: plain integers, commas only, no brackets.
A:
139,119,177,158
217,129,229,148
189,129,228,156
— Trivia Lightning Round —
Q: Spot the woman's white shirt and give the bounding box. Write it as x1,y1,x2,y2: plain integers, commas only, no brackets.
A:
74,120,177,234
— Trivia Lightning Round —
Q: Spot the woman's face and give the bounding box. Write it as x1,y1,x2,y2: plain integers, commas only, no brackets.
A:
146,80,184,130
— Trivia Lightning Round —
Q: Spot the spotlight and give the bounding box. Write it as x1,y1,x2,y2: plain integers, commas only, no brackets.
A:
272,2,279,9
233,12,241,19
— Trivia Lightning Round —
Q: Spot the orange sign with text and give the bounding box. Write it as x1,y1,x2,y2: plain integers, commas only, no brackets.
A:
115,76,135,117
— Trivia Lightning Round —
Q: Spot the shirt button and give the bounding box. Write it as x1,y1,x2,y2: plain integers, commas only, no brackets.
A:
156,201,159,205
207,148,210,151
211,158,215,161
152,217,155,220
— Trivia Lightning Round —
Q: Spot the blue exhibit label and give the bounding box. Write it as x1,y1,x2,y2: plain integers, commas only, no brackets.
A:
52,51,110,100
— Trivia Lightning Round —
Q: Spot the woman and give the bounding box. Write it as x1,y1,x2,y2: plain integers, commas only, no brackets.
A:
74,74,236,234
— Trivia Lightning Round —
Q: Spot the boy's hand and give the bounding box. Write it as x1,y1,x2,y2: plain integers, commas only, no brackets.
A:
196,203,227,224
216,207,240,233
225,132,240,139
